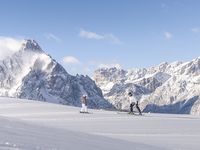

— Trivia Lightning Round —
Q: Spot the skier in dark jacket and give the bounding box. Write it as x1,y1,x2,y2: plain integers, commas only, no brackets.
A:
128,91,142,115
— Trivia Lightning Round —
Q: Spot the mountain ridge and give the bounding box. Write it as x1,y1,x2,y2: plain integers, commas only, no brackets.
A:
0,39,113,109
93,57,200,114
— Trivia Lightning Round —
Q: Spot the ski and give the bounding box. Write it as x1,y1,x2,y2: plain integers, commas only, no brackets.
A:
117,111,143,116
79,111,93,114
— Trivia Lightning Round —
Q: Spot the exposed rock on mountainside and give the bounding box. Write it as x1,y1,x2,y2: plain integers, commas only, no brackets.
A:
93,59,200,114
0,39,113,109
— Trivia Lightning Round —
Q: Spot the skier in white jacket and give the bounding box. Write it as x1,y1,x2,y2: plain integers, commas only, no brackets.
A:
128,91,142,115
80,94,88,113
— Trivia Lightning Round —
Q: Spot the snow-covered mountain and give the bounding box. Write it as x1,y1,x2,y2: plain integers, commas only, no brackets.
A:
93,58,200,114
0,39,112,109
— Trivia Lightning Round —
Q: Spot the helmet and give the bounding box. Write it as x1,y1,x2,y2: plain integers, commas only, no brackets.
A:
83,94,87,98
128,91,133,96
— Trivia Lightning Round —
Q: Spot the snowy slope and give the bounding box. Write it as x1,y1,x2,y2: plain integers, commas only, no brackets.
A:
0,39,112,109
0,97,200,150
93,58,200,114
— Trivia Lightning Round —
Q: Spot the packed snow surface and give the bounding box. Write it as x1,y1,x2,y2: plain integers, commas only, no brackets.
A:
0,97,200,150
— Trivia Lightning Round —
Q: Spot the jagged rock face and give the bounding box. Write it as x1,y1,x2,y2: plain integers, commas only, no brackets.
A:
0,39,113,109
93,59,200,114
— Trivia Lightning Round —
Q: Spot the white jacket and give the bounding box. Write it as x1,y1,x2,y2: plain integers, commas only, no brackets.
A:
129,96,138,104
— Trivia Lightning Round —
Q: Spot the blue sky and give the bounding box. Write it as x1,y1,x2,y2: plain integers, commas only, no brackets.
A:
0,0,200,76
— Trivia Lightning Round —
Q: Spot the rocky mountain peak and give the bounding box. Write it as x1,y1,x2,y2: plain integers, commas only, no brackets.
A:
21,39,43,53
0,39,113,109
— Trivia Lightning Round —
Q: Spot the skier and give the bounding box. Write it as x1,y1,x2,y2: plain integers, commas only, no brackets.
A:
128,91,142,115
80,94,88,113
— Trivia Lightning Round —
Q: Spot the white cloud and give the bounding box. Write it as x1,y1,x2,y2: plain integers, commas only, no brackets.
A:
191,27,200,33
104,34,122,44
79,29,122,44
164,32,173,39
62,56,80,65
79,29,103,40
44,33,61,42
0,37,24,60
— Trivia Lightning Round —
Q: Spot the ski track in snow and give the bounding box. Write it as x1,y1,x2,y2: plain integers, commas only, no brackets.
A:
0,97,200,150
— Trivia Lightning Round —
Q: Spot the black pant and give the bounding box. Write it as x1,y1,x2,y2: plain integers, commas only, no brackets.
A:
130,101,142,114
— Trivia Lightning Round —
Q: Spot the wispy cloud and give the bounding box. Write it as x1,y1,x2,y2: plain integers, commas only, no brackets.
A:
164,31,173,39
62,56,80,65
44,33,61,42
191,27,200,33
79,29,103,40
79,29,122,44
0,36,24,60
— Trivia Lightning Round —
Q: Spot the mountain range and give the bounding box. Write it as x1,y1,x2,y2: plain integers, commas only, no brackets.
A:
93,58,200,115
1,39,200,115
